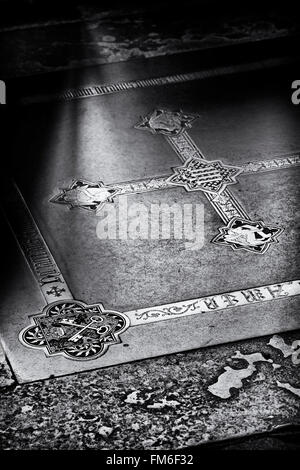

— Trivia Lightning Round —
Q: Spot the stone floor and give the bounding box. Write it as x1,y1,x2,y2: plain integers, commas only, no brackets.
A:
0,1,299,450
0,331,300,449
0,1,299,79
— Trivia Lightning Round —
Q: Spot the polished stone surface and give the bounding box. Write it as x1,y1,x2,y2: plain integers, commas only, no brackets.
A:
1,61,299,382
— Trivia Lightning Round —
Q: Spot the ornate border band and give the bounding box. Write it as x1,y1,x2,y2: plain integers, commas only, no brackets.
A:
21,57,295,105
127,280,300,325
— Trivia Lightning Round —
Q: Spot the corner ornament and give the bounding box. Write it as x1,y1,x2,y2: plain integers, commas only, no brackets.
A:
20,300,129,360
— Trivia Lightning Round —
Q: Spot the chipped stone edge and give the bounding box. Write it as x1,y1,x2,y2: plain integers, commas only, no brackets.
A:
0,339,15,388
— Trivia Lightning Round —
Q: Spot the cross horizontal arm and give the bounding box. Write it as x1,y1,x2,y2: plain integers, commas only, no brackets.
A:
51,152,300,212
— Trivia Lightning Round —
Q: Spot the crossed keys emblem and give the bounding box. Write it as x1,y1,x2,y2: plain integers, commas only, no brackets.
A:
59,315,111,343
19,300,129,360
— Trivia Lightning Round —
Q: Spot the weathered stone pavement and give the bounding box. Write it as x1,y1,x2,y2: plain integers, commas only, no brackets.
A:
0,330,299,450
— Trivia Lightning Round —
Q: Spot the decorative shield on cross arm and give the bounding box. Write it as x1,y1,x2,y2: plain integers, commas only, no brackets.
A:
134,109,199,136
50,179,118,212
211,217,284,254
19,300,130,360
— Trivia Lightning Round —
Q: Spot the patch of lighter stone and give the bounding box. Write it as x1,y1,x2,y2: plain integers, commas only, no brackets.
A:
147,398,180,409
208,351,273,399
125,390,144,405
97,425,113,437
124,390,154,405
291,340,300,365
253,372,266,382
277,381,300,398
269,335,300,365
269,335,294,357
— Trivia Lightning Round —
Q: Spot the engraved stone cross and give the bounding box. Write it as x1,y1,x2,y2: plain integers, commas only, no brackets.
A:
51,109,300,253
